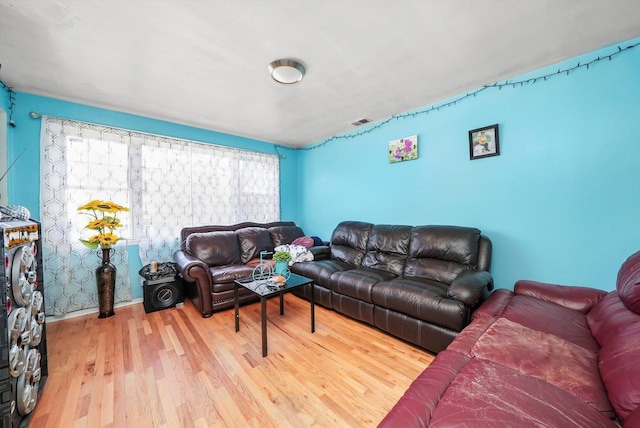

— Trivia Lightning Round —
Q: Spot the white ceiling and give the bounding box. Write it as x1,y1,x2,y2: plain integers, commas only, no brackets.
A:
1,1,640,148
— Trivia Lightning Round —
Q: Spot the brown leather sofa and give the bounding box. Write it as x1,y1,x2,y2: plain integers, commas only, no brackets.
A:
173,221,328,317
379,250,640,427
290,221,493,353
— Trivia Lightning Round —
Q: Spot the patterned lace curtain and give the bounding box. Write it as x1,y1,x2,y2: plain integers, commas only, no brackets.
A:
40,118,132,316
131,133,280,266
41,117,280,316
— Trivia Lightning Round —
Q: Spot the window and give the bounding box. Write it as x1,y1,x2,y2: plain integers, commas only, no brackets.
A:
41,117,279,316
66,135,132,241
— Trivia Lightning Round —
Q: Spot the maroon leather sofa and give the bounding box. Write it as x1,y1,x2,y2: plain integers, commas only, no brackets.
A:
291,221,493,353
379,250,640,427
173,221,328,317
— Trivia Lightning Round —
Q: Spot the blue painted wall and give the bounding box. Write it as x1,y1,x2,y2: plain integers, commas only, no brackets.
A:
4,37,639,300
297,37,640,292
5,93,299,299
0,90,7,117
0,88,8,200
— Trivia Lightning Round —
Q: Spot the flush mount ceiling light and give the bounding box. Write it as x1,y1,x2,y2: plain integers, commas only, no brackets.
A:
268,59,305,85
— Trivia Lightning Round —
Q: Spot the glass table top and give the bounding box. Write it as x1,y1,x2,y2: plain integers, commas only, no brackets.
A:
234,272,313,297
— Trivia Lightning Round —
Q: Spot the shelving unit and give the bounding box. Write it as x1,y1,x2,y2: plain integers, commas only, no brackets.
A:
0,219,48,427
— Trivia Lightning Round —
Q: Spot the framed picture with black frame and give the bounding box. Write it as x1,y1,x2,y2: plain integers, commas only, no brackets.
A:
469,124,500,160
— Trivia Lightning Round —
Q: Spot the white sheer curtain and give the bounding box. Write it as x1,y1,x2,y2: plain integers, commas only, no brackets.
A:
40,118,132,316
40,117,280,316
131,132,280,266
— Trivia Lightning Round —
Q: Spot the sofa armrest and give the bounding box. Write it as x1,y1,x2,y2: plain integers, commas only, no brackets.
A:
174,250,214,316
174,250,210,282
471,288,513,321
447,270,493,306
379,350,471,427
309,245,330,260
514,280,607,314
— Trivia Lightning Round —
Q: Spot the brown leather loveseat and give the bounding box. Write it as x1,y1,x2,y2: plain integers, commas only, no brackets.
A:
173,221,328,317
290,221,493,353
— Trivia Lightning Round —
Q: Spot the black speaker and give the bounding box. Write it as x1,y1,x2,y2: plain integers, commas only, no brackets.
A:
143,276,184,313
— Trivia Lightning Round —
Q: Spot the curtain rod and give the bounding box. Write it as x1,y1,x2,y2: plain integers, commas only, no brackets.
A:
25,112,284,158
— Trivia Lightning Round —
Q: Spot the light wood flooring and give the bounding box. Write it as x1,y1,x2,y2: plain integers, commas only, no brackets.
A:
30,295,434,427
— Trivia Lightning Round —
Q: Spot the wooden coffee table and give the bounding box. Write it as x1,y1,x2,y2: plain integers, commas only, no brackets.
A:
234,273,315,357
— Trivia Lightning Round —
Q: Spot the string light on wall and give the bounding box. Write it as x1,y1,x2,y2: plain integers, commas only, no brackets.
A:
276,40,640,154
0,64,17,128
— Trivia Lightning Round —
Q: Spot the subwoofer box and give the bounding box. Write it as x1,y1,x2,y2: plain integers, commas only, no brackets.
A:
143,275,184,313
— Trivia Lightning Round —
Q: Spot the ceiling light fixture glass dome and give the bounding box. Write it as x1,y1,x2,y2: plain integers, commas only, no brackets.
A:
268,59,306,84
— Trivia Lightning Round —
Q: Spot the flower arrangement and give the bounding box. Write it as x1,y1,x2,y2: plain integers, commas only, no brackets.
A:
77,199,129,250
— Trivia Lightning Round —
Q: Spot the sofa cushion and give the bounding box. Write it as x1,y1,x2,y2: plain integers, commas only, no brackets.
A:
372,278,468,331
427,357,617,428
361,224,412,276
186,231,241,266
617,250,640,314
446,315,499,355
412,225,480,263
290,259,354,288
515,280,606,314
329,221,373,266
404,225,481,284
236,227,274,263
587,292,640,423
330,267,397,303
209,265,256,292
471,318,613,416
291,236,314,248
501,295,600,353
269,225,305,247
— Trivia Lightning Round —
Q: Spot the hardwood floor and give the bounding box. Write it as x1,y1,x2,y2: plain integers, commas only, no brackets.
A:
30,295,434,427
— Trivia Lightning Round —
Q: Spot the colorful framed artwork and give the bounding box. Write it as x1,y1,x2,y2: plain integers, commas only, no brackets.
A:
389,135,418,163
469,124,500,160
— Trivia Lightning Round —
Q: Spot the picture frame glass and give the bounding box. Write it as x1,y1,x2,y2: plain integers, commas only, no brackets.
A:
469,124,499,160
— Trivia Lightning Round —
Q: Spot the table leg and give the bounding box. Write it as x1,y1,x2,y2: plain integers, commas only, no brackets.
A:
280,291,284,315
234,283,240,332
261,296,268,357
311,282,315,333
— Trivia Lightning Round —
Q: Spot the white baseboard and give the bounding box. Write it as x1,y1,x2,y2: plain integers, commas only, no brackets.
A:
45,298,144,323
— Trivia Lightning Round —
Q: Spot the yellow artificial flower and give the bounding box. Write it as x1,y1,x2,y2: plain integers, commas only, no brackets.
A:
77,199,103,211
97,233,119,246
109,202,130,212
101,216,123,229
78,199,129,250
87,219,110,230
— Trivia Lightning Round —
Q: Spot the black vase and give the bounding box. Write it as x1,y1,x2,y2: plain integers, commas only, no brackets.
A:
96,248,116,318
